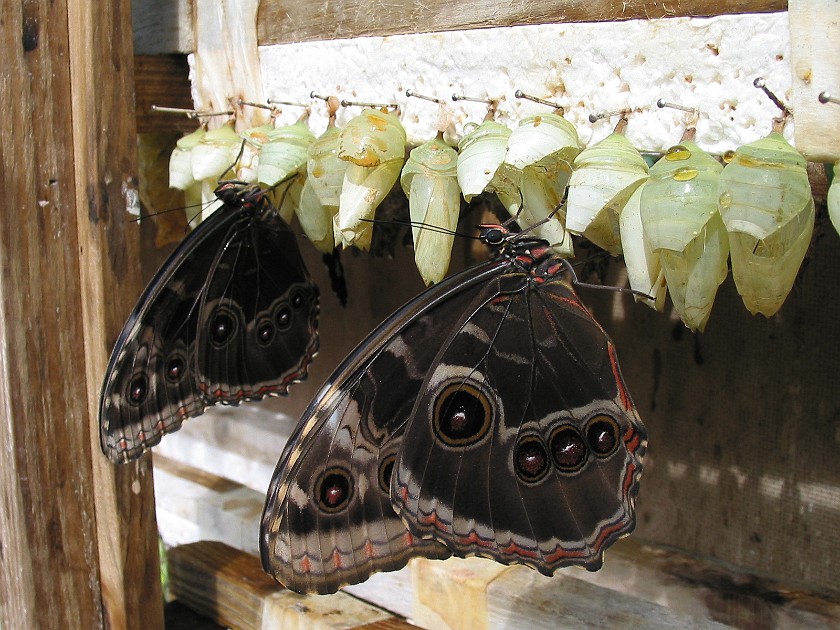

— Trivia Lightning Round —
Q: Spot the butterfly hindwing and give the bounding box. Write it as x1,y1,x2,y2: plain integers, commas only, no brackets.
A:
100,185,319,463
392,259,646,573
195,209,318,401
260,264,515,594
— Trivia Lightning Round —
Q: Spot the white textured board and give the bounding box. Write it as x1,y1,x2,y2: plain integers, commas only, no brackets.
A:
789,0,840,161
256,13,792,155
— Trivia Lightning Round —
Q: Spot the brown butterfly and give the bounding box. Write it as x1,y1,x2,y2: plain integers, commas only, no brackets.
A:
261,225,645,594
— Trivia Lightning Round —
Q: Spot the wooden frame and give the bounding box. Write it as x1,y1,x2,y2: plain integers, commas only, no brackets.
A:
256,0,787,46
1,0,162,627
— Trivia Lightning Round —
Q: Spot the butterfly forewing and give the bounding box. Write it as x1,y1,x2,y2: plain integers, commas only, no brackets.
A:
100,185,319,463
392,258,646,573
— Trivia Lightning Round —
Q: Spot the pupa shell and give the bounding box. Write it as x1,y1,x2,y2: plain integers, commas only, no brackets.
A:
237,123,280,183
619,182,667,311
169,126,206,191
456,121,511,201
566,131,649,255
307,125,347,211
828,160,840,237
641,142,728,331
718,132,814,317
296,176,336,253
488,113,580,256
335,109,406,249
400,134,461,285
257,122,316,187
190,121,241,183
504,113,580,169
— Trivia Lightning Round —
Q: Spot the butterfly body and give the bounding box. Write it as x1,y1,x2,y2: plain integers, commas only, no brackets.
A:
100,183,319,463
261,226,645,595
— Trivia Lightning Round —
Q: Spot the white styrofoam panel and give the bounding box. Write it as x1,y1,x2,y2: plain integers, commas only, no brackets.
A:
254,13,792,155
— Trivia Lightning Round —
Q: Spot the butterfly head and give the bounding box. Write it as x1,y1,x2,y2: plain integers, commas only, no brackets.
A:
214,182,266,211
477,224,553,262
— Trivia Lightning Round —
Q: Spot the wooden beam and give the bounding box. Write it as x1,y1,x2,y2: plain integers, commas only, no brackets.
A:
0,2,102,625
135,55,196,135
167,542,419,629
0,0,173,628
69,0,165,625
256,0,788,47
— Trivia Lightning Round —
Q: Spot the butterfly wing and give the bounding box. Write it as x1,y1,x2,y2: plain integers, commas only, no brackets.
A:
392,258,646,574
194,210,319,402
260,261,515,594
100,202,318,463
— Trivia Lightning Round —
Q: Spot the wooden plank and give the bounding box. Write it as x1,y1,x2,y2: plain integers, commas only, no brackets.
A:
411,539,840,629
134,54,195,134
789,0,840,161
68,0,165,627
0,0,164,626
0,1,105,626
132,0,788,54
167,541,404,629
256,0,788,47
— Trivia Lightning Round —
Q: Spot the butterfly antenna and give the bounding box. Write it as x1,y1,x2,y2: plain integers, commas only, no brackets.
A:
218,139,248,183
360,216,482,241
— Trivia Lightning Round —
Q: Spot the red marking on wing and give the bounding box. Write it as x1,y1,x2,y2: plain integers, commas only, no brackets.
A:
501,541,539,559
332,549,343,569
544,546,588,563
623,462,638,496
457,530,494,549
623,426,643,453
418,509,444,529
300,555,312,574
364,540,376,559
608,343,633,411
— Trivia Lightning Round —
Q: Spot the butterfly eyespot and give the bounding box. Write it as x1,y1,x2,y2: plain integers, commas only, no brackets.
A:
256,321,275,346
378,455,396,494
513,436,550,483
549,425,588,473
432,382,493,448
586,414,620,457
275,306,292,330
164,356,186,384
209,311,238,347
315,467,354,514
127,375,148,406
291,291,305,310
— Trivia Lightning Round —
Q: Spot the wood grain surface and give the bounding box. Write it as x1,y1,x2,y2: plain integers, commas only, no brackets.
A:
0,0,164,627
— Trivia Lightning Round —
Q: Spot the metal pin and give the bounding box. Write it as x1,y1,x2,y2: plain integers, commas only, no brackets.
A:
405,89,445,104
266,98,308,107
656,99,697,114
238,99,275,111
151,105,233,119
753,77,790,115
310,92,331,101
452,94,496,104
514,90,564,113
818,91,840,106
340,99,399,109
588,109,630,124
